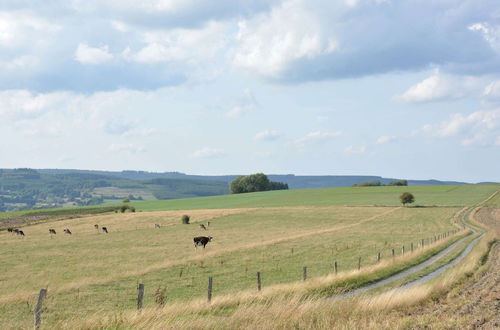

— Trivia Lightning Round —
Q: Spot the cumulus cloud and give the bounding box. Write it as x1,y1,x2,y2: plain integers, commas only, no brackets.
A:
254,130,281,141
421,109,500,146
190,147,226,159
232,0,500,82
376,135,395,144
0,90,75,119
395,73,483,103
233,0,337,77
294,131,342,148
75,43,113,64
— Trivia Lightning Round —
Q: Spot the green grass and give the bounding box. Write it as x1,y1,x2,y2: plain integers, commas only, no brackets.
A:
133,184,500,211
0,184,496,328
0,206,459,328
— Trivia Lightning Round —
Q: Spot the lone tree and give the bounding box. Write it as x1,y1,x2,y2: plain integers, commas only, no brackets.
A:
230,173,288,194
400,192,415,206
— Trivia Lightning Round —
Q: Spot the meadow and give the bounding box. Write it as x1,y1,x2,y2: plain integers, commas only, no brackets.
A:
0,184,497,328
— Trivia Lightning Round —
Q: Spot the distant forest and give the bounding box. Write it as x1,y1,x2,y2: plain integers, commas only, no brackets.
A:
0,168,467,212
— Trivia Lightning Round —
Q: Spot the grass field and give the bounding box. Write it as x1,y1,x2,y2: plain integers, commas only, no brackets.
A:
0,184,497,329
132,184,499,210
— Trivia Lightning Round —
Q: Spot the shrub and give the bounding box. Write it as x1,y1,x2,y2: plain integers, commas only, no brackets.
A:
181,215,190,224
154,286,167,306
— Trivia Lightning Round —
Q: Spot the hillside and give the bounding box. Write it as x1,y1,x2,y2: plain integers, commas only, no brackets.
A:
2,184,494,329
0,168,474,213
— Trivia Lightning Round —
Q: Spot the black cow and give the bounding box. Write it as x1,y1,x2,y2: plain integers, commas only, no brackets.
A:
49,229,57,235
7,228,13,233
155,223,161,229
94,224,99,230
18,230,25,236
102,227,108,233
13,229,19,234
199,224,207,230
193,236,213,249
63,229,72,235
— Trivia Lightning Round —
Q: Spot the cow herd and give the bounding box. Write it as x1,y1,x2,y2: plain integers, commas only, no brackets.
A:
7,228,24,236
5,218,214,249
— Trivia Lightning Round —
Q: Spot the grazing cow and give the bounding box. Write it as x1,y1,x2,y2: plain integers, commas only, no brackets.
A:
7,228,13,233
155,223,161,229
102,227,108,233
63,229,72,235
18,230,25,236
193,236,213,249
49,229,57,235
94,224,99,230
199,224,207,230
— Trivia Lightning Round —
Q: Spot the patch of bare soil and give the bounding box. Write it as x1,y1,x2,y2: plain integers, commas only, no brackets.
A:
395,208,499,329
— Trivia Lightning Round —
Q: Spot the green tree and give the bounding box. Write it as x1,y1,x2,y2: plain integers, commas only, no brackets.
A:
399,192,415,206
230,173,288,194
388,180,408,186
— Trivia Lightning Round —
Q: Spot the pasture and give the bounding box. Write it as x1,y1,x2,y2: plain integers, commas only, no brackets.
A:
0,184,497,328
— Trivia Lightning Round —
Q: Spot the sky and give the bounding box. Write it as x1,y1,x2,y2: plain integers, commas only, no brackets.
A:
0,0,499,183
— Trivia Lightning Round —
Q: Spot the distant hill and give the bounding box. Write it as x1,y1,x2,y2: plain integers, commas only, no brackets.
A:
0,168,474,212
36,170,469,188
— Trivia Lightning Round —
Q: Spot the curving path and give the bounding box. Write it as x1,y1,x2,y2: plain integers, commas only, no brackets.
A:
331,204,489,300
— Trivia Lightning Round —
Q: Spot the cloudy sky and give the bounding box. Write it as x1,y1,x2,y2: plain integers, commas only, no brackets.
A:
1,0,499,182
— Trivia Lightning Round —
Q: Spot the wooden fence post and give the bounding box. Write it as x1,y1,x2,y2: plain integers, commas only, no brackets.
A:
257,272,262,291
411,242,414,252
34,288,47,330
334,261,338,275
137,283,144,310
208,277,213,302
377,252,381,263
402,246,405,255
303,266,307,281
392,249,395,261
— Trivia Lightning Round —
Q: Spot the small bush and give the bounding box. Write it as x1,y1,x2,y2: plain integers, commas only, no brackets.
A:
154,286,167,306
181,215,190,224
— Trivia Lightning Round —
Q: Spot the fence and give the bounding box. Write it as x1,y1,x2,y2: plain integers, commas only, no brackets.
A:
32,228,461,328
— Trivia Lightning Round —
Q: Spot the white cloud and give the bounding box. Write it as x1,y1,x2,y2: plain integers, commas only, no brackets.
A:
469,23,500,53
422,109,500,146
345,145,366,155
294,131,342,148
376,135,395,144
190,147,226,159
0,90,75,120
394,73,481,103
254,130,281,141
232,0,337,77
0,12,60,48
126,21,227,64
75,43,114,64
483,80,500,103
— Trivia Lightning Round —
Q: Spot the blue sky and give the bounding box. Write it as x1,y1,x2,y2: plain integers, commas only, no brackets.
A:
0,0,499,182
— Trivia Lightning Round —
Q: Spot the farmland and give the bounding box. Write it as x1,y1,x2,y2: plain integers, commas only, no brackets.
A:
0,184,498,329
